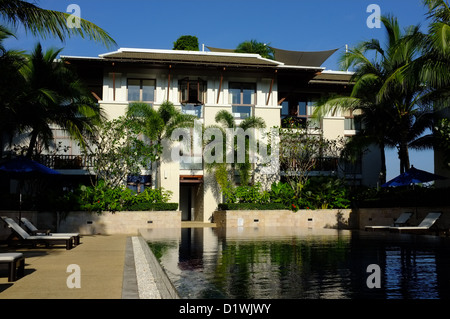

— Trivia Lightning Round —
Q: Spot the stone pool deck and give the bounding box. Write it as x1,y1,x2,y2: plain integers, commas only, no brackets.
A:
0,234,140,299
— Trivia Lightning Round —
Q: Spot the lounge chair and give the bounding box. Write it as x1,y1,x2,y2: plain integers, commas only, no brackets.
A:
20,217,81,246
365,212,413,231
0,253,25,282
1,217,74,250
389,212,442,234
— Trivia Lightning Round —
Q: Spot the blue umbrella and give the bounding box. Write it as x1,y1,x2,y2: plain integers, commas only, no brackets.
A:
0,157,60,224
382,166,446,187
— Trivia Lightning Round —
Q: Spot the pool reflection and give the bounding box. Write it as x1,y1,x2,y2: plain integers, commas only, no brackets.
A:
141,227,450,299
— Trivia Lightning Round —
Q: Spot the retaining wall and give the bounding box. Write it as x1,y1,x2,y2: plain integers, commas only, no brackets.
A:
0,210,181,239
213,209,356,229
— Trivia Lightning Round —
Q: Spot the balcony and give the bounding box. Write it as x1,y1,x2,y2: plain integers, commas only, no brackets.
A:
33,154,95,170
281,116,320,129
180,155,203,170
232,106,252,119
181,104,203,118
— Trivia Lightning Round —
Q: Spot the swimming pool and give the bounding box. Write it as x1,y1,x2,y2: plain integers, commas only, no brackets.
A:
141,227,450,299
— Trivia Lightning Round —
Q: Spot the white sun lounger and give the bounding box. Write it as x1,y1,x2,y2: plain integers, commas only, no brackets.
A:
389,212,442,233
1,217,74,250
20,217,81,245
365,212,413,231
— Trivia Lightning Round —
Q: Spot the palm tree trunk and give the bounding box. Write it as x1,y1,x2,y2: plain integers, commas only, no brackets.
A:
26,130,38,159
398,140,410,174
379,142,387,184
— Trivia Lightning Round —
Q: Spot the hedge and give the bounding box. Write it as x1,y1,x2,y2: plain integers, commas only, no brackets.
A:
218,203,287,211
126,202,179,211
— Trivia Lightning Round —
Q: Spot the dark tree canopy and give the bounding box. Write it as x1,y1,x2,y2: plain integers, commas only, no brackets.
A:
173,35,199,51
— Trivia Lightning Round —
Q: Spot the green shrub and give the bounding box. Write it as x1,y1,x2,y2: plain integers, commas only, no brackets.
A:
76,180,174,213
218,203,287,210
127,202,178,211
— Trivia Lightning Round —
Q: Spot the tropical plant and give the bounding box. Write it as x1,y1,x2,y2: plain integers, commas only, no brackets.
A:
126,101,197,149
0,26,26,158
204,109,266,189
76,180,174,213
315,15,437,175
0,0,116,47
6,43,103,158
235,39,275,59
126,101,197,186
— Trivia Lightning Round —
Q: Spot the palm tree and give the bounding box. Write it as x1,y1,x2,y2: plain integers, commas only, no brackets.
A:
0,0,116,47
208,110,266,186
126,101,198,183
126,101,197,144
235,40,275,60
0,26,26,158
17,43,103,158
315,15,435,176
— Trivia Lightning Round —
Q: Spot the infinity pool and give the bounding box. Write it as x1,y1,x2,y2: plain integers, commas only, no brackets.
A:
141,227,450,299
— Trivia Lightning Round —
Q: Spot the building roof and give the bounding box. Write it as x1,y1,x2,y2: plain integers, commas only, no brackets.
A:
62,47,328,71
97,48,284,68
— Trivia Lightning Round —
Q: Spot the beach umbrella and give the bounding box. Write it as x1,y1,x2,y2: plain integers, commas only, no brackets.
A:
382,166,446,187
0,157,60,223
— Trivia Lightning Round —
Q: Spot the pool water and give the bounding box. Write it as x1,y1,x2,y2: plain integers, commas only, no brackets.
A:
142,227,450,299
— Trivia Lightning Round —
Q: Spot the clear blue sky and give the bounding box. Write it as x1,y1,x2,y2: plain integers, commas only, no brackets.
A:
2,0,435,181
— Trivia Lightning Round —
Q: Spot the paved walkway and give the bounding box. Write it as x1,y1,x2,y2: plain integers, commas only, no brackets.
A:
0,234,129,299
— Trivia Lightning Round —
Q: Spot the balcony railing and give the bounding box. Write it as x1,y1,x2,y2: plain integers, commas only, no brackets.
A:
281,157,339,173
181,104,203,118
33,154,95,170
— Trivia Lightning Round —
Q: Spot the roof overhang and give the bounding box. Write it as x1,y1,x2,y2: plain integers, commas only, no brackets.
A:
97,48,284,68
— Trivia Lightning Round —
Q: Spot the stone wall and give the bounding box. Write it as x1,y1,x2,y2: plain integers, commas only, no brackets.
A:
213,209,356,229
0,211,181,238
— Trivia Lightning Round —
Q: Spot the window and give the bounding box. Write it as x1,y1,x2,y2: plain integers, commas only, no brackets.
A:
344,110,362,131
229,82,256,119
229,82,256,105
281,99,320,128
281,101,289,117
179,78,206,105
127,79,155,102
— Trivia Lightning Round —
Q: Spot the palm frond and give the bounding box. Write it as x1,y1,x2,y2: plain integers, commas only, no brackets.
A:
0,0,116,48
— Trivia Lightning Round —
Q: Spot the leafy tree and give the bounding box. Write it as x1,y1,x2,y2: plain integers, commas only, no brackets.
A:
0,0,116,47
235,40,275,59
83,116,159,188
173,35,199,51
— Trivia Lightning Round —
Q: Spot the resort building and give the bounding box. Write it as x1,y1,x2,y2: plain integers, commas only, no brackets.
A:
2,47,381,222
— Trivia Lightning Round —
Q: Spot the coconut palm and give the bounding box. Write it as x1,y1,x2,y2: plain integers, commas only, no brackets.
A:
0,0,116,47
126,101,197,143
17,43,103,158
315,15,435,176
126,101,198,188
208,110,266,186
0,26,26,157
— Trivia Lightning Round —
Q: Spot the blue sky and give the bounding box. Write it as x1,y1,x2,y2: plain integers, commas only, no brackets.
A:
2,0,435,181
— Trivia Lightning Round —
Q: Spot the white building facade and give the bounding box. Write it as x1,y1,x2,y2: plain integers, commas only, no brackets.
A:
3,47,382,222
